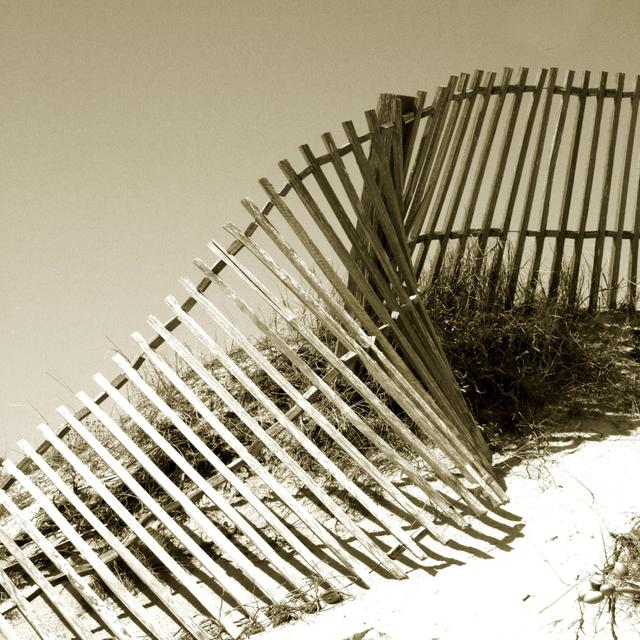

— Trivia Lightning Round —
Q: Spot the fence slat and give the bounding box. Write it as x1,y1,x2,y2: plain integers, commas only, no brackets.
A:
569,72,608,306
35,421,239,638
17,439,211,640
629,85,640,307
491,68,549,299
4,460,173,640
476,67,529,259
339,125,418,290
549,71,591,299
505,67,558,302
609,75,640,308
409,74,471,241
528,70,575,295
0,483,136,640
0,608,20,639
0,562,55,640
454,68,513,270
404,81,455,228
401,91,428,197
589,73,625,310
415,70,484,275
430,71,496,281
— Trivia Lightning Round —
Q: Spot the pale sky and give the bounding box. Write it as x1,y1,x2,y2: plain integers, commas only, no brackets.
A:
2,0,640,459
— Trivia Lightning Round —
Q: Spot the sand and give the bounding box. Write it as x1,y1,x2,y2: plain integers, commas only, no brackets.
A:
256,413,640,640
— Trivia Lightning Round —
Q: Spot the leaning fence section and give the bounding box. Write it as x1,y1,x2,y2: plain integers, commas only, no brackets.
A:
0,74,505,639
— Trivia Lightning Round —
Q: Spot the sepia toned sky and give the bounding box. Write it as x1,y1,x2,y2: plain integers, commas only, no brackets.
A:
1,0,640,459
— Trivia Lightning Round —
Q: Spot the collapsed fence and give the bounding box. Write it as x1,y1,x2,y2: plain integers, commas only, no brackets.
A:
1,67,638,639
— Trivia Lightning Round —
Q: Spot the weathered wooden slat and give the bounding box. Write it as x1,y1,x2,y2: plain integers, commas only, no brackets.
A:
609,75,640,308
126,329,372,585
569,72,608,306
93,373,296,599
409,74,471,242
528,70,575,295
17,439,211,640
304,134,475,443
0,561,55,640
113,352,339,588
589,73,625,311
405,76,462,235
365,108,414,270
298,142,407,316
0,482,136,640
548,71,591,299
415,70,484,275
346,93,400,303
505,67,558,303
476,67,529,259
401,91,428,196
0,523,97,640
453,68,513,270
629,84,640,307
37,421,241,639
490,68,548,294
0,608,20,639
390,98,406,202
430,71,497,281
4,460,172,640
339,124,418,290
403,87,446,213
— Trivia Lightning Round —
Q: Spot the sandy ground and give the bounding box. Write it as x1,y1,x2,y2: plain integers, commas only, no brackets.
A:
255,413,640,640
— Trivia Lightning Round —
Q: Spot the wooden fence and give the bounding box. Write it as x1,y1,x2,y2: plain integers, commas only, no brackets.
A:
0,67,632,639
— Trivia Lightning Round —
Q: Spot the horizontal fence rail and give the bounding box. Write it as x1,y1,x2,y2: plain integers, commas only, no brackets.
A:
0,67,633,639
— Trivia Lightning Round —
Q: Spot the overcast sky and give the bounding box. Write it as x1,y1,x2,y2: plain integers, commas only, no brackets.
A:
2,0,640,459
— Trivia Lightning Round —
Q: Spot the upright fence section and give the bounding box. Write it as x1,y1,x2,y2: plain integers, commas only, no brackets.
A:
409,68,640,311
0,67,633,639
